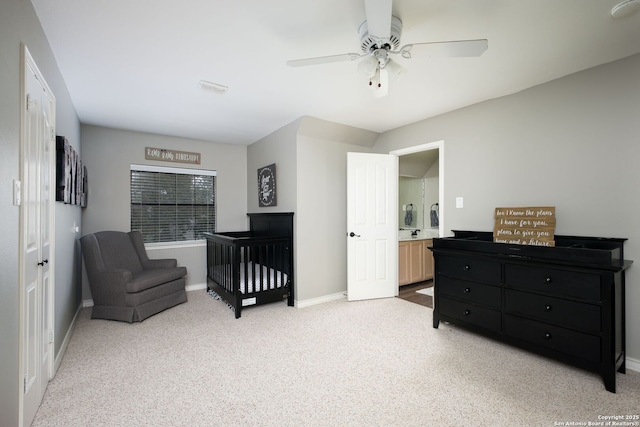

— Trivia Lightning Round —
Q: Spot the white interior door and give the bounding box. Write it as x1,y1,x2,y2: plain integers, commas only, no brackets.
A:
347,152,398,301
39,75,53,400
21,46,55,427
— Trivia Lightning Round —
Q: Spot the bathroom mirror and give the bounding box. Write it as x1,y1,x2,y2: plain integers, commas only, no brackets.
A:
398,150,439,231
399,177,423,229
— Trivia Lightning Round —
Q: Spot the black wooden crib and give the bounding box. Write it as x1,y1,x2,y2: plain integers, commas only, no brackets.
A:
204,213,294,318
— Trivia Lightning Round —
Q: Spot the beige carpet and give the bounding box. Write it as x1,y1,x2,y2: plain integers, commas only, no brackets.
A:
33,290,640,427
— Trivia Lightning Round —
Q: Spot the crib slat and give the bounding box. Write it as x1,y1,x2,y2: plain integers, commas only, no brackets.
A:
243,246,249,294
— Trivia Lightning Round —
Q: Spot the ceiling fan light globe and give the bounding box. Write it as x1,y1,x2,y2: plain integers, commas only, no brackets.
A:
611,0,640,17
385,59,406,81
358,56,379,77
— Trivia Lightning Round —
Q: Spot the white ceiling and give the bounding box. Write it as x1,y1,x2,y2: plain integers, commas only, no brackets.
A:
31,0,640,146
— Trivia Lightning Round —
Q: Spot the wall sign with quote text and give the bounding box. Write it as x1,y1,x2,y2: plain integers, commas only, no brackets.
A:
257,163,277,207
493,206,556,246
145,147,201,164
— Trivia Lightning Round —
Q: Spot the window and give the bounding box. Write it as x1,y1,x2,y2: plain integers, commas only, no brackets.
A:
130,164,216,243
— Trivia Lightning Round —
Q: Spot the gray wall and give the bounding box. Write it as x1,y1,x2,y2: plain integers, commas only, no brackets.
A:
247,119,300,299
0,0,81,425
247,116,377,303
373,53,640,363
296,122,375,301
247,119,300,214
80,125,248,299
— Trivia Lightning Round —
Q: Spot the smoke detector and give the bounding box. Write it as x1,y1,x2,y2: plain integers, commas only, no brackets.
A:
611,0,640,18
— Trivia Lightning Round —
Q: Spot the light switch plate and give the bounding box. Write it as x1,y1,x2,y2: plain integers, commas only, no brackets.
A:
13,180,21,206
456,197,463,208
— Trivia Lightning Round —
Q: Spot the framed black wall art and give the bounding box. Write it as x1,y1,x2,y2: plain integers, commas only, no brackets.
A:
257,163,277,207
56,135,87,207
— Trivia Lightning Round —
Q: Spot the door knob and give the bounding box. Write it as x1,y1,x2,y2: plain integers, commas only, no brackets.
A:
349,232,361,237
37,259,48,266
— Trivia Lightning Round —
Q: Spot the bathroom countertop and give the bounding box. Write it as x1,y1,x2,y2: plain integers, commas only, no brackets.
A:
399,236,436,242
398,230,439,241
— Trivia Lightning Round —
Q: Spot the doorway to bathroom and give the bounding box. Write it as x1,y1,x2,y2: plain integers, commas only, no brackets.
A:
390,141,444,308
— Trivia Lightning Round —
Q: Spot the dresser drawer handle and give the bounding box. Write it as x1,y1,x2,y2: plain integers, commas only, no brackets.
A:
464,309,471,316
544,332,552,340
545,277,552,284
464,265,470,271
464,287,471,293
544,304,552,312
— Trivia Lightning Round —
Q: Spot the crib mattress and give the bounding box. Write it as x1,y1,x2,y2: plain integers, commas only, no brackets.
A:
212,262,288,294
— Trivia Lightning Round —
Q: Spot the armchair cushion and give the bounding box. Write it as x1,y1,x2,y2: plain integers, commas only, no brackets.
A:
127,267,187,293
81,230,188,322
95,231,144,273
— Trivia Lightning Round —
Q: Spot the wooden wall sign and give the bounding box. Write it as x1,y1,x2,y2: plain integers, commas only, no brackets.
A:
494,206,556,247
145,147,201,165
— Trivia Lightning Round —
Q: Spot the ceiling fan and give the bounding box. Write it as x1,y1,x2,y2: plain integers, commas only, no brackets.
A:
286,0,488,97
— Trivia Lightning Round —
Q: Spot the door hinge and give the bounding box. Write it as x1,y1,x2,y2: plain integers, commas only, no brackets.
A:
26,93,36,112
48,330,54,343
24,375,28,393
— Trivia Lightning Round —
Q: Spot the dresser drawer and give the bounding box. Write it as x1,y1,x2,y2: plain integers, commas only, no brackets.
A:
438,276,501,308
505,289,600,333
438,297,501,332
505,314,600,363
438,255,501,284
505,264,600,301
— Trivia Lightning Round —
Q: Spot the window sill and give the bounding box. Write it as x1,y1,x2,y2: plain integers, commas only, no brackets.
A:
145,240,206,251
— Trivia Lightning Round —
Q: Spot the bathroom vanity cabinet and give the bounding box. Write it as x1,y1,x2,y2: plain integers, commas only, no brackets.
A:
399,239,434,285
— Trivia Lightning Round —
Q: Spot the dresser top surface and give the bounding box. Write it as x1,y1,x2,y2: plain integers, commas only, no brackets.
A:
432,230,631,270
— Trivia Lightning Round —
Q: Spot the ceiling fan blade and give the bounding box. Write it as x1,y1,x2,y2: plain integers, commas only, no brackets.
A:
364,0,393,40
398,39,488,59
286,52,364,67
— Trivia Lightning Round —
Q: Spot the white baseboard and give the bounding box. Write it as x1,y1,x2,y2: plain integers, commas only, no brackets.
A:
186,282,207,292
82,299,94,308
626,356,640,373
53,302,82,378
296,292,346,309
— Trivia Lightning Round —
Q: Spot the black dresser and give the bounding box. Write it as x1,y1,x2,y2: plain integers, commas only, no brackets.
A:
431,230,632,393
